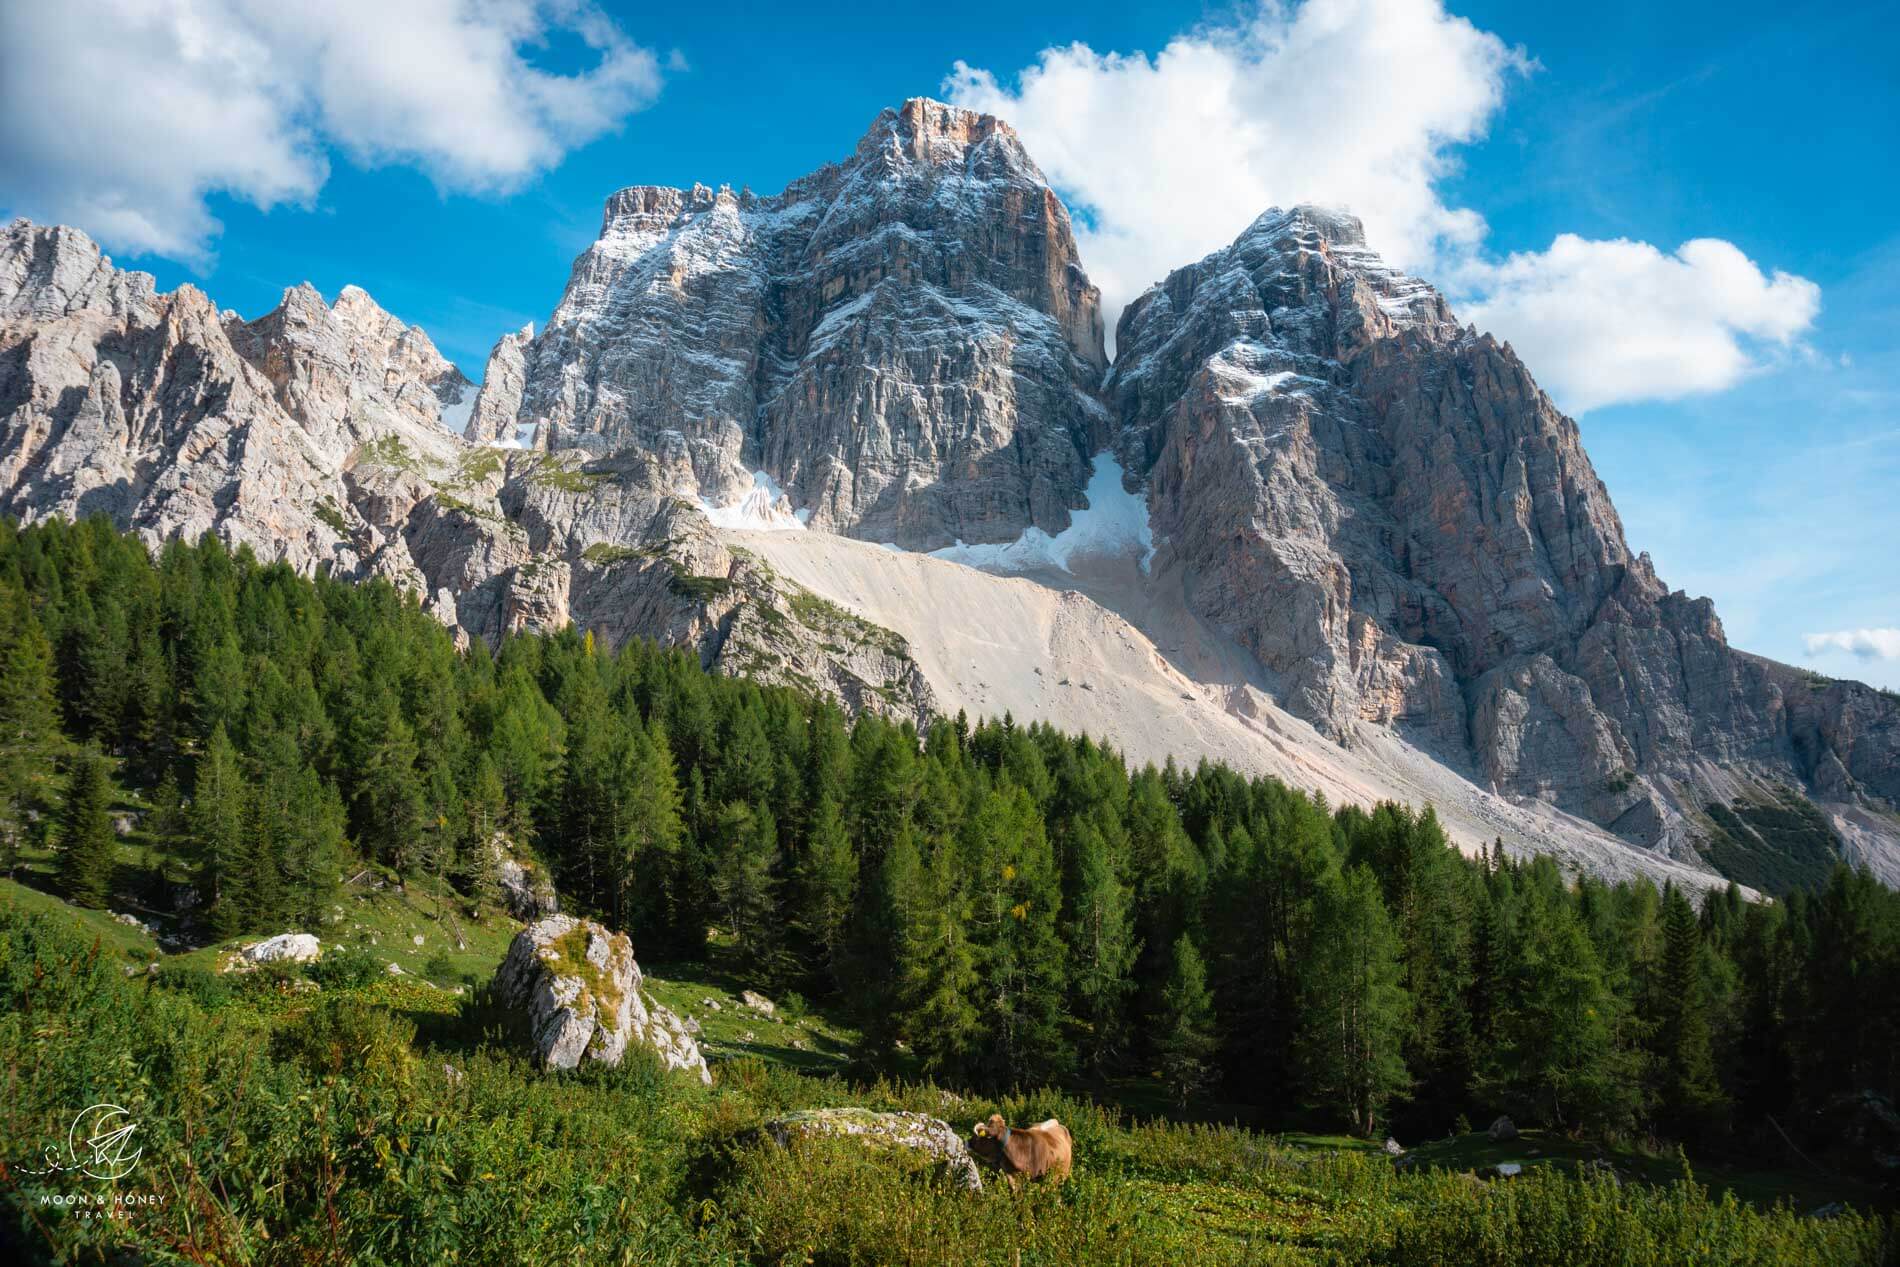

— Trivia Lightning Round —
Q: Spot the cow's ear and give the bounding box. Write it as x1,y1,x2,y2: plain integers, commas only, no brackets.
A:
972,1122,985,1136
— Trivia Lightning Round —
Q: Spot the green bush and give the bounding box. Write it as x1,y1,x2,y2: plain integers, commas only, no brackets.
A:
151,959,237,1008
308,942,382,989
273,996,418,1083
1378,1168,1885,1267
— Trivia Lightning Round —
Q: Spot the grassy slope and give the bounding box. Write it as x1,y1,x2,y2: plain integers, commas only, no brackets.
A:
4,848,1888,1265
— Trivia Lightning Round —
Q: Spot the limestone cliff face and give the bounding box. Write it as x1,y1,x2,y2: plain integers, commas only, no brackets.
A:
3,105,1896,889
507,98,1108,549
1107,205,1900,866
0,217,936,724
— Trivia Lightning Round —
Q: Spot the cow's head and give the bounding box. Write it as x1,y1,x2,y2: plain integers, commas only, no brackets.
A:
972,1113,1010,1142
970,1113,1010,1166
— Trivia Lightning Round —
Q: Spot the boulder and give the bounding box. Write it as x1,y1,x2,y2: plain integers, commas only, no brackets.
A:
493,914,711,1084
1383,1137,1403,1156
753,1109,983,1191
741,989,776,1016
242,933,321,964
1487,1115,1518,1142
489,837,558,921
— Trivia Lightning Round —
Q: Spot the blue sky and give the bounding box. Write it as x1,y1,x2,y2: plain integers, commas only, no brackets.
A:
1,0,1894,686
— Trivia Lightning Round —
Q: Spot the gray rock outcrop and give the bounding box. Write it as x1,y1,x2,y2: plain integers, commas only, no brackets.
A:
752,1108,983,1191
493,914,711,1083
487,836,559,921
238,933,322,966
1107,204,1900,879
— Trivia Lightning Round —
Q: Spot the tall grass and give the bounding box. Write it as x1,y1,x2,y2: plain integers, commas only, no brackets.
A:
1,898,1889,1265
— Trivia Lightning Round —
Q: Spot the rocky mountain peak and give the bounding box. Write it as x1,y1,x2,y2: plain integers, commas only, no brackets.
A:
852,97,1031,175
0,219,157,321
501,98,1107,548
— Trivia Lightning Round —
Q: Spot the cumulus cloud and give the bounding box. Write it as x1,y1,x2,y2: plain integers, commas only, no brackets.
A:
1462,237,1821,413
1804,629,1900,662
946,0,1530,337
947,0,1821,410
0,0,667,263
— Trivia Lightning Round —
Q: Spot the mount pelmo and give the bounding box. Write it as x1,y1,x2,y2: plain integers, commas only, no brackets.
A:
2,99,1892,891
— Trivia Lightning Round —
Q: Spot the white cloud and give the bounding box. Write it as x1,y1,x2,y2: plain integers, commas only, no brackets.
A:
1804,629,1900,662
945,0,1531,339
0,0,666,263
946,0,1822,411
1462,236,1821,413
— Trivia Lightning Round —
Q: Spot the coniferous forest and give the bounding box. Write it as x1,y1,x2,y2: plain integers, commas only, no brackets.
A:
5,515,1896,1146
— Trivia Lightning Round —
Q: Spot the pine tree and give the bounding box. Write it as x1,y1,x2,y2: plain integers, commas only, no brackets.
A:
1297,866,1412,1135
0,586,63,871
190,722,247,924
1069,821,1140,1072
1156,933,1219,1107
1655,885,1726,1134
791,785,857,992
57,745,117,908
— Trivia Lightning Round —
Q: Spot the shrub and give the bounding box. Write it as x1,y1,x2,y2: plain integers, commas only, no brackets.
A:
308,942,381,989
273,996,417,1083
152,960,237,1008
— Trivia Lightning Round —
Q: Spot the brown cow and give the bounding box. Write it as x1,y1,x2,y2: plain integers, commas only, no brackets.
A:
969,1113,1072,1188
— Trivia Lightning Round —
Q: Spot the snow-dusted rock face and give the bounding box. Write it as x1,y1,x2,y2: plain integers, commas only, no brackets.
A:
0,218,469,582
1106,205,1900,870
509,98,1108,550
465,324,533,445
494,914,711,1083
3,104,1896,891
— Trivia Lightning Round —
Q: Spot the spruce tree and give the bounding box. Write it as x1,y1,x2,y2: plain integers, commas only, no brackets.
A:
58,745,117,908
190,723,247,923
965,785,1071,1082
0,586,63,871
710,800,784,983
1656,885,1726,1134
903,835,984,1079
1296,866,1412,1135
1069,821,1140,1072
616,719,684,928
1156,932,1219,1107
791,785,857,992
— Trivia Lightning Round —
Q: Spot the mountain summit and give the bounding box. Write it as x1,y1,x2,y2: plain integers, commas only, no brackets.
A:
1,102,1893,892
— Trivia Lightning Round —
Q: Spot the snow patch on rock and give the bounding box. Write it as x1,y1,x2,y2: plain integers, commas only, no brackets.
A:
930,453,1153,574
702,470,808,532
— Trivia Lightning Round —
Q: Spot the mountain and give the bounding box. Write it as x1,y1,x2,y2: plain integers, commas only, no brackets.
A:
1,101,1894,892
1103,204,1900,886
491,97,1106,548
